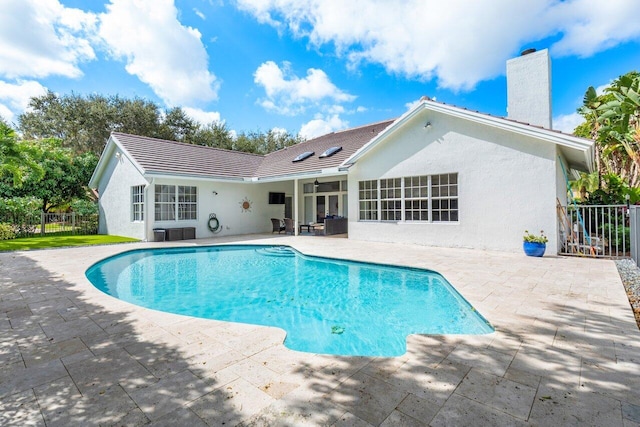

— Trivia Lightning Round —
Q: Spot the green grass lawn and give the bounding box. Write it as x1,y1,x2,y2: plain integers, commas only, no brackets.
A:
0,235,139,252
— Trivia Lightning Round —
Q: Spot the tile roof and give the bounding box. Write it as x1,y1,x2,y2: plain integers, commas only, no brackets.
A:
112,132,264,179
111,120,395,181
254,119,395,178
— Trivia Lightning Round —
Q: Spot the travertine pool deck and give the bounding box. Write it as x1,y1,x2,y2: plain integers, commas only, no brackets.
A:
1,234,640,426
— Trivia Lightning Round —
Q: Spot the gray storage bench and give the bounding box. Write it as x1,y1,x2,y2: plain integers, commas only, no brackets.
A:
156,227,196,241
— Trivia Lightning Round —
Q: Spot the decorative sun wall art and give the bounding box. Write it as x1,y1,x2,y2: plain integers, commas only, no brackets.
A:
239,196,252,213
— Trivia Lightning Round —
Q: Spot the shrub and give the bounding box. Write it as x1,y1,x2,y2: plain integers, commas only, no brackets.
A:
0,197,40,237
523,230,548,244
78,217,98,235
601,224,630,252
0,223,15,240
70,199,98,215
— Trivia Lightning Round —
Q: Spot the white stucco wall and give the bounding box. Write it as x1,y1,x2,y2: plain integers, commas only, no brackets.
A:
95,145,148,240
347,110,560,253
506,49,552,129
147,178,292,241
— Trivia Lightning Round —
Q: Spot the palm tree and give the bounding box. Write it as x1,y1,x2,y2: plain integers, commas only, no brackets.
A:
577,72,640,187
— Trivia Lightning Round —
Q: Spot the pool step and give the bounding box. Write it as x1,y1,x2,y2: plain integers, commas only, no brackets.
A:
255,246,296,257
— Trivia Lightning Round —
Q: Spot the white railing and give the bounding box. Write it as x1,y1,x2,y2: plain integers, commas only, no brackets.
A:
558,204,629,258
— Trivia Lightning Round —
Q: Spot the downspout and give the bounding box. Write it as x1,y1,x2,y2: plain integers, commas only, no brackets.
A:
294,178,299,236
144,178,154,241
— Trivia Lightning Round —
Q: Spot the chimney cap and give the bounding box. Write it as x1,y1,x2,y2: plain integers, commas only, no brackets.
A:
520,48,537,56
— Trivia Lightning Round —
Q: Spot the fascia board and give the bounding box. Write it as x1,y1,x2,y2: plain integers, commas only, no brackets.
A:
342,106,419,165
88,139,114,188
343,100,595,171
143,172,249,182
424,101,595,154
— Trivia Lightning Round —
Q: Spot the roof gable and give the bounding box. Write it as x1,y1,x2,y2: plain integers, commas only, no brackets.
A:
344,98,595,173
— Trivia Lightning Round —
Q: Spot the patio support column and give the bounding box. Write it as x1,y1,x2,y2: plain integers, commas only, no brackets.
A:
294,178,299,236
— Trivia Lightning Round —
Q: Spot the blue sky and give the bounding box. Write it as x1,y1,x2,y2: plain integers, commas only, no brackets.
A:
1,0,639,139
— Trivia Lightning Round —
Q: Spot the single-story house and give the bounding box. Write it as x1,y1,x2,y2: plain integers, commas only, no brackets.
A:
89,49,594,254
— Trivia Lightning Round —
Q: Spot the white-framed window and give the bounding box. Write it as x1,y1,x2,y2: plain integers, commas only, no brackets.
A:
380,178,402,221
431,173,458,222
178,186,197,220
358,173,458,223
358,180,378,220
131,185,145,222
404,176,429,221
155,185,176,221
154,185,198,221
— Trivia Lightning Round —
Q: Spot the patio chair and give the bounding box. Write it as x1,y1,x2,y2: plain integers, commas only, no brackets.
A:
284,218,294,235
271,218,285,233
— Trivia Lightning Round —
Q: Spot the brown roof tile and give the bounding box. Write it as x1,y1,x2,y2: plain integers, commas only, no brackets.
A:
254,119,395,178
111,120,394,181
112,132,264,179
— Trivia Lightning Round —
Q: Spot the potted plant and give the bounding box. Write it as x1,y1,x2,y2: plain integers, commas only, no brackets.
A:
523,230,548,257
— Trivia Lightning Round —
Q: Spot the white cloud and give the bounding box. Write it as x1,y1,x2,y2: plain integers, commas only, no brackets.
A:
553,112,584,134
404,98,423,111
237,0,640,91
270,127,288,136
98,0,219,106
194,8,206,20
0,80,48,123
183,107,221,124
595,83,610,96
0,0,96,79
254,61,355,115
549,1,640,57
299,114,348,139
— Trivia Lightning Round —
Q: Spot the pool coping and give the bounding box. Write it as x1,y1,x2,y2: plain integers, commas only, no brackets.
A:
1,234,639,425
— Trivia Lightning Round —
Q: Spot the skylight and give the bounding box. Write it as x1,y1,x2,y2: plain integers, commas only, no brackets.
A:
292,151,314,162
319,146,342,158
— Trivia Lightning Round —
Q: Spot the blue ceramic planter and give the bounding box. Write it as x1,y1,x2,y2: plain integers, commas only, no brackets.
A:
523,241,546,257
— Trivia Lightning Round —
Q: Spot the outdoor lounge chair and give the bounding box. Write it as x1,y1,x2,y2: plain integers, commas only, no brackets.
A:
271,218,285,233
284,218,294,235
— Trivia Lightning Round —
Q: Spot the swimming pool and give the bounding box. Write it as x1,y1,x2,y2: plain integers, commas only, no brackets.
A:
86,245,493,357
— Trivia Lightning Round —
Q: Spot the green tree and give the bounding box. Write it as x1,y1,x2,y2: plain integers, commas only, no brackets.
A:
192,122,235,149
234,129,304,154
0,139,98,212
159,107,198,143
576,72,640,187
191,123,304,154
0,120,42,186
18,92,200,155
18,91,305,156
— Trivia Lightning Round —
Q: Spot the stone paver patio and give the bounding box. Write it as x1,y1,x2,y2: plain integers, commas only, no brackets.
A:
1,234,640,426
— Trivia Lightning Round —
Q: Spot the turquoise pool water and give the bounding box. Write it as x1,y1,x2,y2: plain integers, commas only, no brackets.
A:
86,245,493,357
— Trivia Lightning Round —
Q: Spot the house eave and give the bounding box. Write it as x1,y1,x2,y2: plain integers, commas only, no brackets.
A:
343,99,596,173
143,171,250,182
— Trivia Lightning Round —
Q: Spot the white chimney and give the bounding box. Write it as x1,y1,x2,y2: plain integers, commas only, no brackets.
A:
506,48,552,129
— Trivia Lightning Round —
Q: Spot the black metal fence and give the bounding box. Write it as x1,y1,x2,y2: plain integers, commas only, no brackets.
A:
0,212,98,238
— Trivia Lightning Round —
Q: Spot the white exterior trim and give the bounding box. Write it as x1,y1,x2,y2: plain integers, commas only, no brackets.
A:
343,99,594,173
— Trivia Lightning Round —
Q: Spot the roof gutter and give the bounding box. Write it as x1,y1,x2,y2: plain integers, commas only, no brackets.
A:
143,171,250,182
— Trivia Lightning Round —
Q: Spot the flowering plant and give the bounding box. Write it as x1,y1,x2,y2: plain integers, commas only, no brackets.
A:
523,230,548,244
